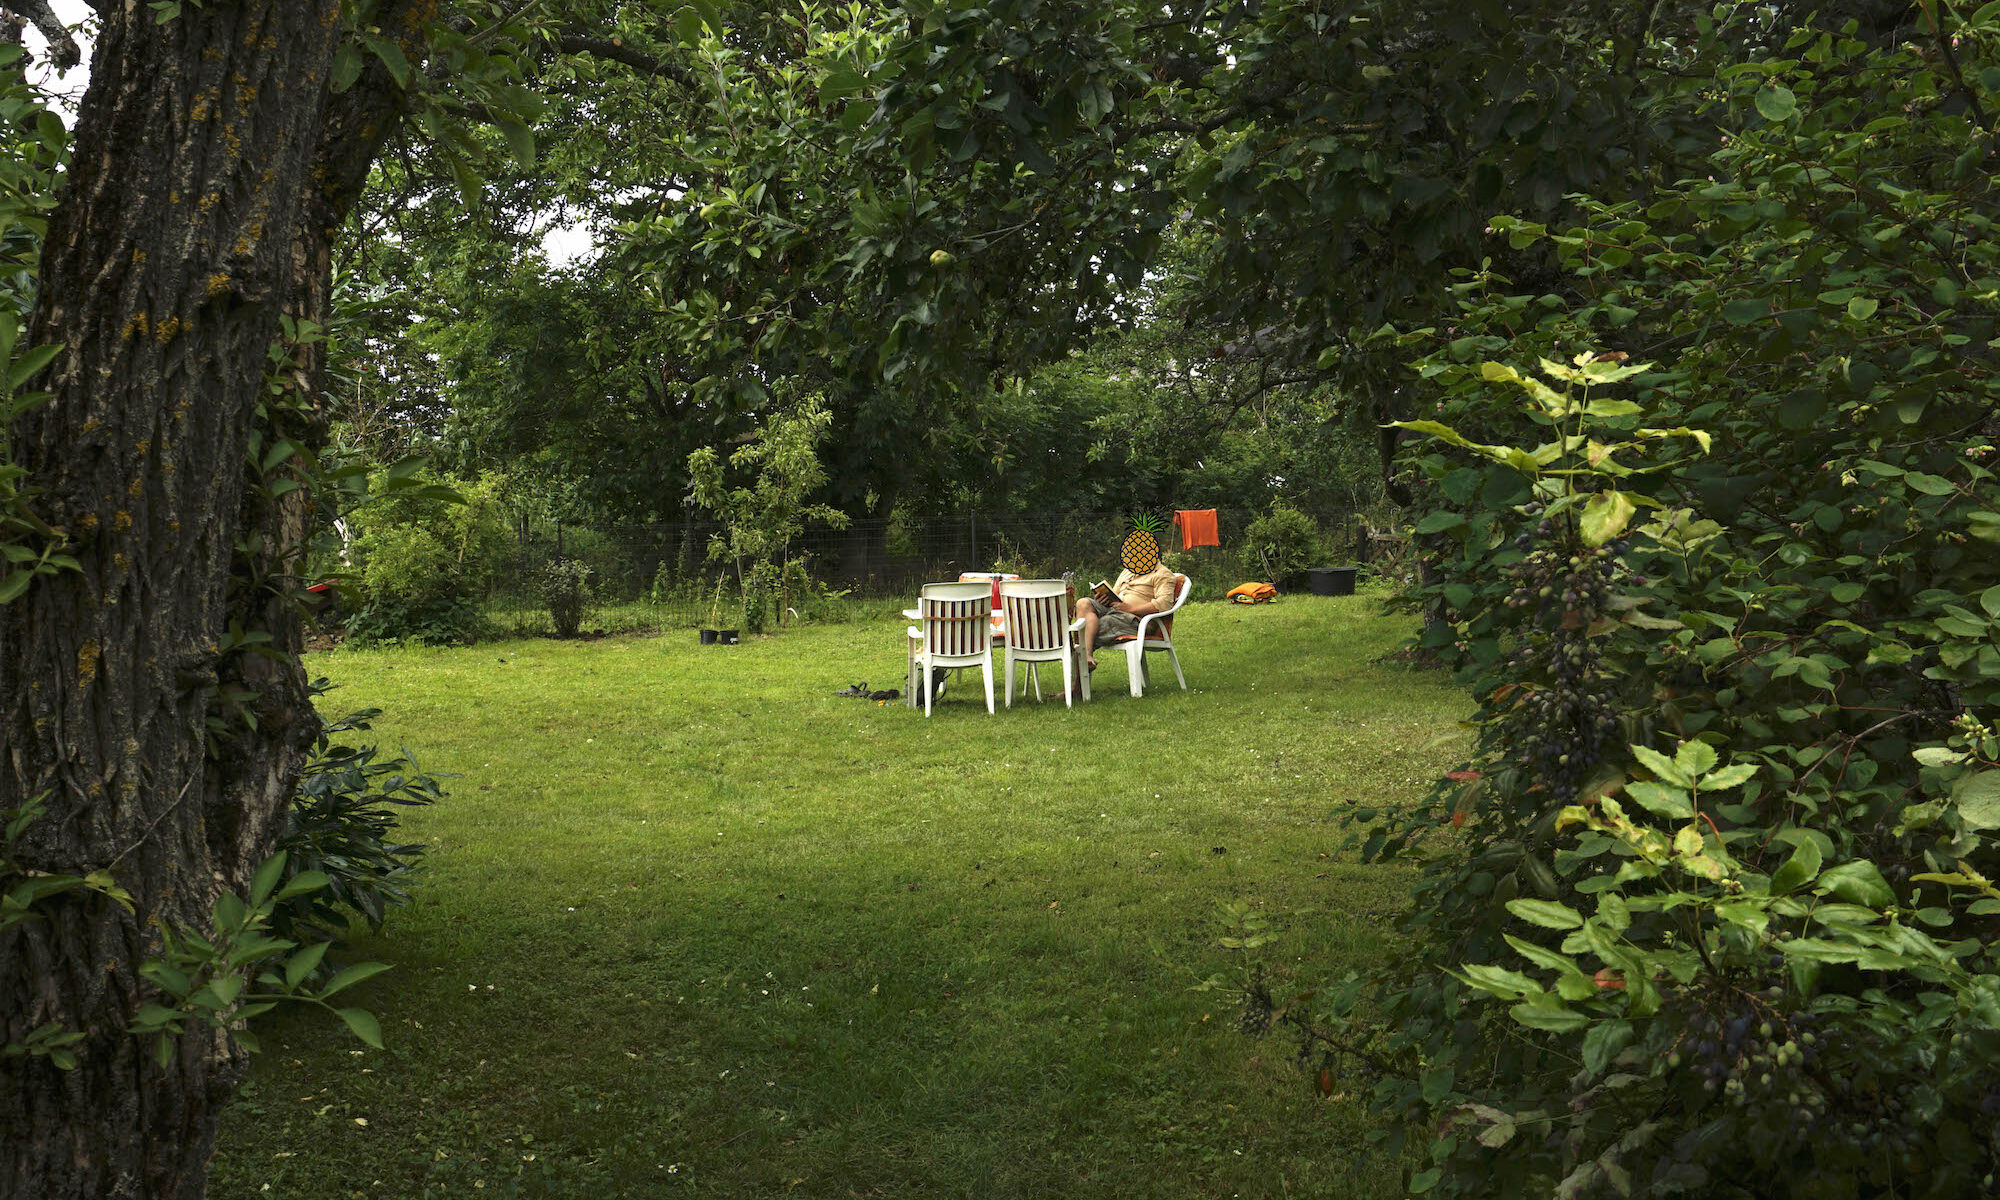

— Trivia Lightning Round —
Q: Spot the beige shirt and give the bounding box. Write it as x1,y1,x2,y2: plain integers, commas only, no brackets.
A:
1112,565,1180,611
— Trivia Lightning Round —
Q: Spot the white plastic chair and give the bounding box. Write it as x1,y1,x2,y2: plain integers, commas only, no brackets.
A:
998,579,1084,707
905,582,995,716
1082,575,1192,699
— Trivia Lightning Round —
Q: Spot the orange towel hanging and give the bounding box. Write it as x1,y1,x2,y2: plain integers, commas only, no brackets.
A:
1174,509,1219,550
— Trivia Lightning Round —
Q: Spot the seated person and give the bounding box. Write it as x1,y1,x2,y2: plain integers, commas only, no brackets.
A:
1074,520,1183,669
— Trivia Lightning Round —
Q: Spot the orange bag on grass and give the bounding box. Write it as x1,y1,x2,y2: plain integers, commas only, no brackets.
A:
1226,582,1278,604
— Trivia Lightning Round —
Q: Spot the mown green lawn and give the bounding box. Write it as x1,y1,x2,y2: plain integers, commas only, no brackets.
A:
209,592,1466,1200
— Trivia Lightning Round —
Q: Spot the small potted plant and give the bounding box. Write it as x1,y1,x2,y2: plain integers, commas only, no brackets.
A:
700,574,738,645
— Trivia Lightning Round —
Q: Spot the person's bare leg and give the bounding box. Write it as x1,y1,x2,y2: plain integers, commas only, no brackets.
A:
1074,597,1099,669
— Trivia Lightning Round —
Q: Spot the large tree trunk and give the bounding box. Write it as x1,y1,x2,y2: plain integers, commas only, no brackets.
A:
0,4,404,1196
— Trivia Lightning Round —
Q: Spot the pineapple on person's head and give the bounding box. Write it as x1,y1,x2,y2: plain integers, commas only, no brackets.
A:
1121,514,1166,574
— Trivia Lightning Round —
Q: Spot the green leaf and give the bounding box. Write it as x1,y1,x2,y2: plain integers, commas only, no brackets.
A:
284,940,331,990
1581,398,1642,418
249,852,286,906
497,119,536,169
1846,296,1878,320
1414,511,1467,535
367,36,412,89
1818,861,1894,908
320,961,392,998
331,43,363,92
1779,937,1864,963
1421,1065,1454,1104
1769,839,1823,894
1722,297,1767,324
1506,898,1583,929
7,342,60,390
1459,963,1541,998
1756,85,1798,122
1581,1019,1633,1076
1624,781,1693,819
1579,491,1637,546
1630,745,1693,788
1904,473,1956,496
1700,763,1758,791
336,1007,383,1049
276,870,331,901
1511,998,1590,1032
688,0,726,37
1953,771,2000,830
1981,584,2000,618
1674,740,1718,779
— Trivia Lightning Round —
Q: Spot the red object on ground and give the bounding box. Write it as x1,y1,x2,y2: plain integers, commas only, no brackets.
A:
1174,509,1219,549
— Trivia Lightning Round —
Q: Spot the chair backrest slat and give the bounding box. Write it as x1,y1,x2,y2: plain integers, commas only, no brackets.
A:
917,582,993,658
998,579,1071,654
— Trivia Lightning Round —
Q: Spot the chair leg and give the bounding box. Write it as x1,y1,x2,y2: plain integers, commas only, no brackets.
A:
1004,649,1016,708
981,660,995,714
1167,646,1186,689
922,653,933,717
1126,642,1145,697
907,646,921,709
1029,662,1042,702
1060,648,1073,708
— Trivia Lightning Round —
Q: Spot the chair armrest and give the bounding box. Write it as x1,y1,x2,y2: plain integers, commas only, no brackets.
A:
907,625,923,641
1067,617,1086,631
902,608,921,620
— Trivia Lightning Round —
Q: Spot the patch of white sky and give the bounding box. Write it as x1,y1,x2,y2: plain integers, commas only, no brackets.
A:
22,0,92,110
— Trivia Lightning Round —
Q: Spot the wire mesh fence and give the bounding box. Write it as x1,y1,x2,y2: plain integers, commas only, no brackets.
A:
485,506,1411,635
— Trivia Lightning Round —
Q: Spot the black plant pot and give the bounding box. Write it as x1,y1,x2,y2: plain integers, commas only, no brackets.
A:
699,628,719,645
718,629,740,645
1307,567,1358,596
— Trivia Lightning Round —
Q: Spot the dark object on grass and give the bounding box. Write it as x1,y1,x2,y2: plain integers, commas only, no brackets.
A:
1306,567,1357,596
700,629,718,644
718,629,739,644
835,682,903,701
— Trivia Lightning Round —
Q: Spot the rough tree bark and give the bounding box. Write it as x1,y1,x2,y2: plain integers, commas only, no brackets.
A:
0,3,429,1197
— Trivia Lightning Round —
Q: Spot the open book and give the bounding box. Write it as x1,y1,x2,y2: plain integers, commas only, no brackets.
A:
1089,579,1119,605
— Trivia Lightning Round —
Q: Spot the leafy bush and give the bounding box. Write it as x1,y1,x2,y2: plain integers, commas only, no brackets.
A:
1242,502,1318,583
1283,17,2000,1197
535,557,593,638
272,693,443,954
344,470,512,644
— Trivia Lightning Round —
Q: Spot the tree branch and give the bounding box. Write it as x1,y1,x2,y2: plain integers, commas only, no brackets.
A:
557,30,696,90
0,0,78,69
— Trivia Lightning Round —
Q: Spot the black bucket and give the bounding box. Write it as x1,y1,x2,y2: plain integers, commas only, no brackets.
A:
1307,567,1357,596
699,629,719,645
718,629,740,645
